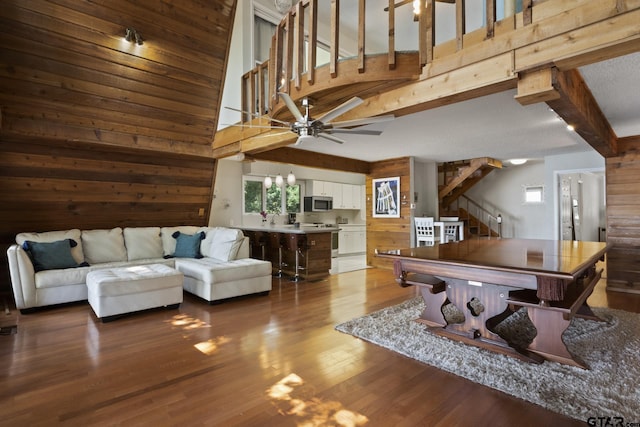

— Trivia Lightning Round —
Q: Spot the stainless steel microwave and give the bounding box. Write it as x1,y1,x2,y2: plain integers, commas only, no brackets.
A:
304,196,333,212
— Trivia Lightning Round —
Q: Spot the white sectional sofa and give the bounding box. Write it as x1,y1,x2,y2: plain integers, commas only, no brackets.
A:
7,226,272,313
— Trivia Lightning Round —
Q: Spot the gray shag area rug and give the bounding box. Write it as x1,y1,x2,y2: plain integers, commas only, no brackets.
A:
335,297,640,422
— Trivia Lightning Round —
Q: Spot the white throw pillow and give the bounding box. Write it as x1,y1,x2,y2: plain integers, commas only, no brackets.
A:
81,227,127,264
16,229,85,263
123,227,163,261
204,227,244,261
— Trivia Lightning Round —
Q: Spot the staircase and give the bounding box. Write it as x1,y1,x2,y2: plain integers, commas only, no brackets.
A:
460,207,500,238
438,158,502,238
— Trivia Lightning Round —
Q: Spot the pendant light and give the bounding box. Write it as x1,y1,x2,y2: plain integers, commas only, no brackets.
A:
287,171,296,186
275,174,284,187
264,176,273,188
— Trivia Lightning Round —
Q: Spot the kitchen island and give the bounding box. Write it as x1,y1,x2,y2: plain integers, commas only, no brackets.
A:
240,225,338,281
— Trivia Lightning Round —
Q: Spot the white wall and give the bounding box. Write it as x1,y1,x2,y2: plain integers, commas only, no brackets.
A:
465,161,547,238
217,1,253,130
464,150,605,240
209,159,244,228
413,160,439,218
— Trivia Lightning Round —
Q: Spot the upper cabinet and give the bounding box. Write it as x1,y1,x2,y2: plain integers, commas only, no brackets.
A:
308,180,333,197
307,180,363,210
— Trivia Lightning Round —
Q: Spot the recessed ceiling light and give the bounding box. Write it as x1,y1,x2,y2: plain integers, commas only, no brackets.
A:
509,159,527,165
566,124,575,131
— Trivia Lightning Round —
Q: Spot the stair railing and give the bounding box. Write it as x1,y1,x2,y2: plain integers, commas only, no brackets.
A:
457,195,502,238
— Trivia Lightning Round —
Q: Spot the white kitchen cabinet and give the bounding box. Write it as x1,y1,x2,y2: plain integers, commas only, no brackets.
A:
308,181,364,210
338,226,366,254
308,180,332,197
331,182,343,208
348,184,361,209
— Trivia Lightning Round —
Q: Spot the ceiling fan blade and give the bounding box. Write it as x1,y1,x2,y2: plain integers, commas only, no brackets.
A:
318,133,345,144
224,106,291,126
329,115,395,128
326,129,383,136
277,92,305,122
317,97,364,124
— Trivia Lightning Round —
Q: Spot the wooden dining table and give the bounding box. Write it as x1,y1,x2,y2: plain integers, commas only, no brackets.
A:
377,238,609,368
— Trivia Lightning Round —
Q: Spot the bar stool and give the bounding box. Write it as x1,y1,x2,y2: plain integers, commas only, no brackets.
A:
252,230,268,260
287,233,307,282
268,232,286,277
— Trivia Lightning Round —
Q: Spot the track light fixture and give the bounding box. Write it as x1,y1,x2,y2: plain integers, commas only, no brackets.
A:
124,28,143,45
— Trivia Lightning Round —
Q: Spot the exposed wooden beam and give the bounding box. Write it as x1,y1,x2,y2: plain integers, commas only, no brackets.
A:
547,68,618,158
515,67,617,157
241,132,298,154
514,7,640,72
251,147,371,174
338,52,516,120
211,140,241,159
514,68,560,105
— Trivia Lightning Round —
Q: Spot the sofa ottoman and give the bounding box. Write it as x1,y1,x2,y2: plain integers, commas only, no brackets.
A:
86,264,183,322
176,257,272,304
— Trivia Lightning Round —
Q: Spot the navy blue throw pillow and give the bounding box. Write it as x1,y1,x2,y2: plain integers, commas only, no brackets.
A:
172,231,205,258
23,239,81,272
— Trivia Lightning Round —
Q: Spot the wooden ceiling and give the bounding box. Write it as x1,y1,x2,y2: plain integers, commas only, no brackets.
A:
0,0,236,158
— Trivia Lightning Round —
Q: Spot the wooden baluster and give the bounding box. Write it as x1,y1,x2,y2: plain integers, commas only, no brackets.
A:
307,0,317,85
330,0,339,78
388,0,395,70
358,0,365,73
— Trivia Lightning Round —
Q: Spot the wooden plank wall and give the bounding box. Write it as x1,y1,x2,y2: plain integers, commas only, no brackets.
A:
366,157,412,270
605,136,640,294
0,139,216,294
0,0,237,295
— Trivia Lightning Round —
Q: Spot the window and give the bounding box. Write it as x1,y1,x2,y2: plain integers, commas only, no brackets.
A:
244,179,263,213
524,185,544,204
254,15,276,65
243,176,302,215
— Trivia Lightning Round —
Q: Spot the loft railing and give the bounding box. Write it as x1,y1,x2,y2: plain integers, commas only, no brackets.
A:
240,0,527,123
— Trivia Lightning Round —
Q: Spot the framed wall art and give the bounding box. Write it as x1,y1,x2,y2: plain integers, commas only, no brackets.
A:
372,177,400,218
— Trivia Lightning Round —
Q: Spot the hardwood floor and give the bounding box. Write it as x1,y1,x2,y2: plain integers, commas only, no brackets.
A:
1,265,637,426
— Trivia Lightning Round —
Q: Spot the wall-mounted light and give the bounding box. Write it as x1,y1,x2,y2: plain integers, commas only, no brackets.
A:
413,0,421,18
125,28,143,45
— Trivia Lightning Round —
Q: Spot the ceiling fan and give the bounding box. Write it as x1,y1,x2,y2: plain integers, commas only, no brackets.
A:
226,93,394,146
